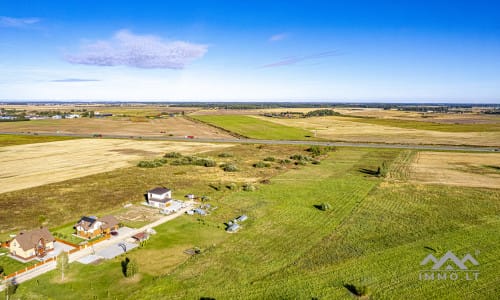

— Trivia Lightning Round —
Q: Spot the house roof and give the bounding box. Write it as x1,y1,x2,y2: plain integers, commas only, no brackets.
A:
148,187,171,194
76,216,98,231
13,227,55,251
132,232,148,241
99,215,119,230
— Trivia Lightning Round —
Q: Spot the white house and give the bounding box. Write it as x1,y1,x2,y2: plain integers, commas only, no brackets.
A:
147,187,172,208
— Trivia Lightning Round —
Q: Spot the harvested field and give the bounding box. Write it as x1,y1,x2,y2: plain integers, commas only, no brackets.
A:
336,107,500,125
0,117,232,138
0,139,233,194
254,115,500,146
408,151,500,188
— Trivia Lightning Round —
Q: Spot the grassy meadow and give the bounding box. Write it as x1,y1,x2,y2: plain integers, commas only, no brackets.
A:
190,115,317,140
9,145,499,299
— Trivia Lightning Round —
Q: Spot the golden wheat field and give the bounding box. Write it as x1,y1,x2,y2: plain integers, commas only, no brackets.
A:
0,139,233,193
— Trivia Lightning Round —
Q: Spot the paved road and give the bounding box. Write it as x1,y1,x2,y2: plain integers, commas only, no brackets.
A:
0,203,194,290
1,131,498,152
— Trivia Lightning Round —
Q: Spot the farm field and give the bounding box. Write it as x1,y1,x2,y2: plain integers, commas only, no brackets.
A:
8,146,500,299
0,134,76,147
191,115,317,140
254,115,500,147
0,143,303,236
407,151,500,188
0,139,232,194
0,117,232,138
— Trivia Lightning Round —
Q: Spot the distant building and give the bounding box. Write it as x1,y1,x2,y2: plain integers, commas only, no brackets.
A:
236,215,248,222
147,187,172,208
226,223,240,233
9,227,55,260
75,215,119,239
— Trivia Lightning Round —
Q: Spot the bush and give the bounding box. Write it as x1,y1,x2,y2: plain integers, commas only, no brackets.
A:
344,283,370,297
319,202,331,211
306,145,335,157
295,160,307,166
253,161,271,168
311,160,321,165
171,156,216,167
226,183,238,190
290,154,312,161
279,159,292,165
218,152,233,158
164,152,182,158
242,183,256,192
263,156,275,162
220,163,238,172
137,158,167,168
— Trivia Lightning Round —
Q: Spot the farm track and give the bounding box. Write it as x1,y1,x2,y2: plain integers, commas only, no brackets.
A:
0,131,498,152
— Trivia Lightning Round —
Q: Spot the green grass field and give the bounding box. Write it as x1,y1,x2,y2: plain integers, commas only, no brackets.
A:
7,146,500,299
0,248,36,275
191,115,317,140
343,116,500,132
0,134,76,147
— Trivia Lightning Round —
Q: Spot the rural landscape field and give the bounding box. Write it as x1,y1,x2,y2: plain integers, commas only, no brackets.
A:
0,103,499,299
2,1,500,299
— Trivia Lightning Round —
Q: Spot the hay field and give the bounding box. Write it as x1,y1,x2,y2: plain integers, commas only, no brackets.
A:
0,139,232,194
0,117,232,138
408,151,500,188
336,107,500,124
254,115,500,146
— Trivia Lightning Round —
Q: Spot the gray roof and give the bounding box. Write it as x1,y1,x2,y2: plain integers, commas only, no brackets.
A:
226,223,240,232
148,187,171,194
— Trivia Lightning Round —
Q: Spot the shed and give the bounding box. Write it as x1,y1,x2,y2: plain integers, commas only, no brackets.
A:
236,215,248,222
226,223,240,233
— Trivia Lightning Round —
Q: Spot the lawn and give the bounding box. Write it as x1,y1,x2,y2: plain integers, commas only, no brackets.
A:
0,134,76,147
0,248,36,275
52,223,87,246
191,115,317,140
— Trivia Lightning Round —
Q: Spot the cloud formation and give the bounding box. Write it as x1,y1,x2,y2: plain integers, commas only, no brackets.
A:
50,78,101,82
0,16,40,28
261,50,341,68
65,30,208,69
269,33,288,42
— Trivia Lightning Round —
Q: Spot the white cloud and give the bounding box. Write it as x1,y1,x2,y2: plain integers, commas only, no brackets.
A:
269,33,289,42
65,30,208,69
0,16,40,28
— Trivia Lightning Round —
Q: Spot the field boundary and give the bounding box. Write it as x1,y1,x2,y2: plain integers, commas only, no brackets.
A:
185,115,248,138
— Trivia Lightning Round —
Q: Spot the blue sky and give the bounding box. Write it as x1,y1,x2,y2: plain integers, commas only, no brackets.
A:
1,0,499,102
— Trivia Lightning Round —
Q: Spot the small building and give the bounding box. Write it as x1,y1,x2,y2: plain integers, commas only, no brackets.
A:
9,227,55,260
193,208,207,216
132,232,149,243
185,194,195,200
236,215,248,222
226,223,240,233
147,187,172,208
51,115,62,119
75,215,119,239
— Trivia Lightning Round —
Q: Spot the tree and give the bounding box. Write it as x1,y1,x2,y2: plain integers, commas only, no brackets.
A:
4,279,18,300
121,257,138,278
57,252,69,281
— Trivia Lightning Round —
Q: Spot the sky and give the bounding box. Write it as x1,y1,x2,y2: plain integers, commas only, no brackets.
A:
0,0,499,103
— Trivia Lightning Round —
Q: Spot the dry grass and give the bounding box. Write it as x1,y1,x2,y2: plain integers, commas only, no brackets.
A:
190,107,323,115
336,107,500,124
0,117,232,138
254,115,500,146
407,151,500,188
0,139,233,194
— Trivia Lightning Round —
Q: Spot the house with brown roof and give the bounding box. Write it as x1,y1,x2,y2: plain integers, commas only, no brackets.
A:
9,227,55,260
147,187,172,208
75,215,119,239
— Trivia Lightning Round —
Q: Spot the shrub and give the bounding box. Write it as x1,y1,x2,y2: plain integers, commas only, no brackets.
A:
295,160,307,166
218,152,233,158
164,152,182,158
137,158,167,168
343,283,370,297
311,160,321,165
242,183,256,192
253,161,271,168
306,145,335,157
220,163,238,172
279,159,292,165
263,156,275,162
290,154,312,161
226,183,238,190
171,156,216,167
319,202,331,211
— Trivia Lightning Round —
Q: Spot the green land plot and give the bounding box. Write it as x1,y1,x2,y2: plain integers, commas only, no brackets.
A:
8,147,500,299
0,248,37,275
0,134,76,147
343,116,500,132
191,115,318,140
